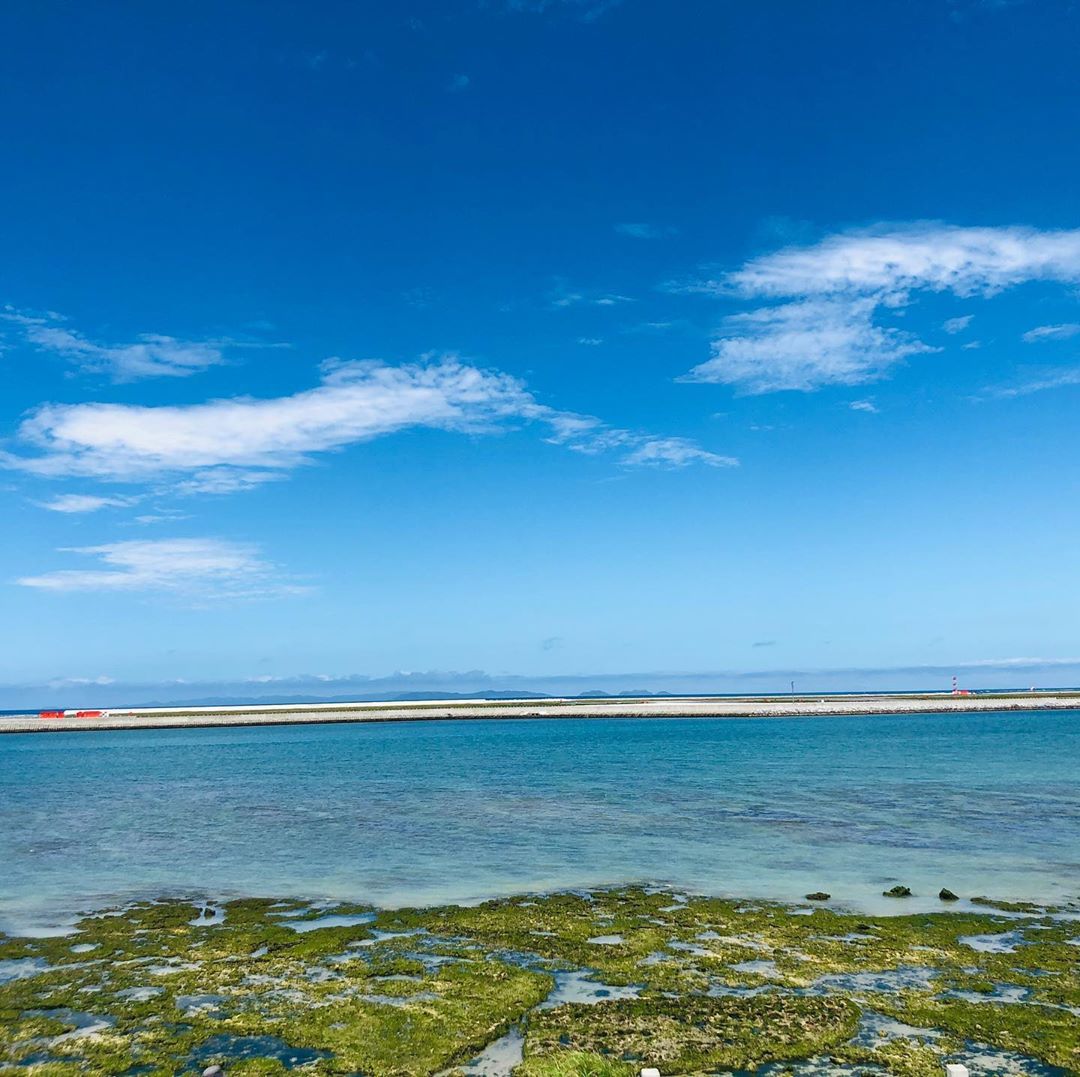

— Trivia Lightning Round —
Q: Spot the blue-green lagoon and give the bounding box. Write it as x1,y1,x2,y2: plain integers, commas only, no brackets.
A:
2,709,1077,931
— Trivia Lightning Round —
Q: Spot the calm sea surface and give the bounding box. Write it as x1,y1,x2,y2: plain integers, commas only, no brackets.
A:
1,711,1078,933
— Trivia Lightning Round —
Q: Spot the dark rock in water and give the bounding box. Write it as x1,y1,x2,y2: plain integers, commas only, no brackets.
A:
939,887,960,901
883,885,912,897
805,892,831,901
855,923,872,932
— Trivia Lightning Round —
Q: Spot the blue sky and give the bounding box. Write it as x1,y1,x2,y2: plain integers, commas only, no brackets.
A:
3,0,1080,704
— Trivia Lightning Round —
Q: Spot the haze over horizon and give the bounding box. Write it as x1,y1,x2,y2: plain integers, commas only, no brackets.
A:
4,0,1080,700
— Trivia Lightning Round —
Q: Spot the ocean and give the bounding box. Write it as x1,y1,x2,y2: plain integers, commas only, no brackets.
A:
2,709,1078,933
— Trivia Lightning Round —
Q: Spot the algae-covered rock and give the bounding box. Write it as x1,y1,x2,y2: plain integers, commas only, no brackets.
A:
523,995,860,1072
804,892,831,901
969,895,1045,913
938,888,959,901
883,885,913,897
2,886,1077,1076
516,1050,635,1077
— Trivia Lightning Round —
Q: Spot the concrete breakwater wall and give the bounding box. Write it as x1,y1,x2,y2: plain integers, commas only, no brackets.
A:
2,692,1078,734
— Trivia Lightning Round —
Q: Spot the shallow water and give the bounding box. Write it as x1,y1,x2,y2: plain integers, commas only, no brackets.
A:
2,711,1079,931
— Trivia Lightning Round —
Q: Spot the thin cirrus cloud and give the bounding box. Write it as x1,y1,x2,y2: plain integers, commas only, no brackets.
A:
36,493,140,514
678,224,1080,394
552,292,634,308
1022,322,1080,343
1,306,287,381
685,296,937,395
943,314,973,334
983,367,1080,399
3,355,736,493
16,538,298,598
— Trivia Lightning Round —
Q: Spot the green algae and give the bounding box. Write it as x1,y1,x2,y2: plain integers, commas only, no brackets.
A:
871,991,1080,1071
524,995,859,1071
832,1038,949,1077
969,895,1048,914
2,887,1078,1076
516,1049,635,1077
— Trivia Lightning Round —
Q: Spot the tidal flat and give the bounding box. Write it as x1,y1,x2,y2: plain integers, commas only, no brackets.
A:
1,887,1077,1076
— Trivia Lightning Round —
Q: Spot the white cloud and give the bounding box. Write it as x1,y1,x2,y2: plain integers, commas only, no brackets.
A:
849,399,879,413
1022,322,1080,343
134,511,192,525
985,367,1080,398
539,409,736,468
615,222,677,240
552,286,634,308
16,538,295,598
577,337,604,346
2,308,228,380
5,356,734,487
683,297,936,393
620,437,738,470
682,224,1080,393
943,314,973,334
724,225,1080,300
8,358,527,482
36,493,139,514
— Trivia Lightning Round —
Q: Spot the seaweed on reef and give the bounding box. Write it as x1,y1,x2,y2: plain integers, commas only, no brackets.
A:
2,887,1078,1076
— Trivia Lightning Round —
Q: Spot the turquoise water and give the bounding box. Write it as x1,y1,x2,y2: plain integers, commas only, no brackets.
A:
2,711,1078,932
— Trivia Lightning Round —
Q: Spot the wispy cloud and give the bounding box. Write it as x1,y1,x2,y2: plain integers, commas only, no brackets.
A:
943,314,973,334
133,510,192,526
722,224,1080,298
1,308,231,380
5,356,735,489
2,307,289,381
1022,322,1080,343
552,287,635,308
446,73,470,92
16,538,297,598
541,411,737,470
615,222,678,240
36,493,139,514
680,224,1080,393
619,436,737,470
849,399,879,413
983,366,1080,398
682,297,936,394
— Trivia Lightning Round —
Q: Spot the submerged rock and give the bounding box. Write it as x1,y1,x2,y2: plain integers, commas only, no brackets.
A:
939,888,960,901
883,885,912,898
805,892,831,901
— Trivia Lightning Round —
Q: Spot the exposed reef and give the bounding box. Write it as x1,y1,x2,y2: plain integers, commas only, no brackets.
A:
1,887,1077,1075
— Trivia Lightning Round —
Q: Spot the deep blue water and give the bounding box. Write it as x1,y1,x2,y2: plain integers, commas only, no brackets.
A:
1,711,1078,932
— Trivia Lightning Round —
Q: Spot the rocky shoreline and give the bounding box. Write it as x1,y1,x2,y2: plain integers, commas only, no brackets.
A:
2,886,1077,1075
